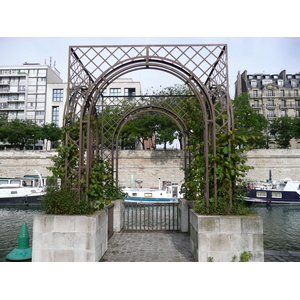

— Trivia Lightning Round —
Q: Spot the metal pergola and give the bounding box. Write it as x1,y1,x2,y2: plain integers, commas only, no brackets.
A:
64,44,233,203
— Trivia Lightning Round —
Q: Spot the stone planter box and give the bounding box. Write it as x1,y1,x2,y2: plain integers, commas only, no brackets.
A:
32,210,108,262
189,210,264,262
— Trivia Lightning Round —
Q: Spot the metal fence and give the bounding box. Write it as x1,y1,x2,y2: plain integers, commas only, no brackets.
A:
123,202,180,231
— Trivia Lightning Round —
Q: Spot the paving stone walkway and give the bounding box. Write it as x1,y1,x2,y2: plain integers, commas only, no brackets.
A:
102,231,195,262
102,231,300,262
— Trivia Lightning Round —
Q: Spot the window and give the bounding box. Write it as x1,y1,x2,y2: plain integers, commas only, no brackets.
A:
267,110,275,118
53,89,63,102
254,100,259,107
278,80,283,87
110,88,121,96
272,192,282,198
281,110,287,117
125,88,135,100
295,90,299,97
268,99,274,107
266,89,273,96
296,100,300,107
281,99,286,107
296,110,300,117
52,106,59,125
125,88,136,96
291,80,297,88
253,90,258,97
257,191,267,197
280,90,285,97
251,80,257,88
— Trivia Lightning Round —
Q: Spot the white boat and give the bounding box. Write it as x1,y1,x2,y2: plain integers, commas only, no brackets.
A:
122,179,183,203
0,170,46,206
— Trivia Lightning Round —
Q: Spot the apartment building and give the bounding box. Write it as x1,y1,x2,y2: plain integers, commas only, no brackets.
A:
0,66,142,149
0,63,63,124
235,70,300,148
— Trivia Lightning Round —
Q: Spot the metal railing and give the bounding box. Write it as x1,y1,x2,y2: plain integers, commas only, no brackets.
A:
123,202,180,231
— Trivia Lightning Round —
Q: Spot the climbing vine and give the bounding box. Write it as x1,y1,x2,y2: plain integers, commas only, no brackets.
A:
184,129,253,215
45,117,124,215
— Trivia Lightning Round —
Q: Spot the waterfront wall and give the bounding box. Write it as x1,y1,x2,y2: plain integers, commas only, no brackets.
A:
244,149,300,183
1,149,300,184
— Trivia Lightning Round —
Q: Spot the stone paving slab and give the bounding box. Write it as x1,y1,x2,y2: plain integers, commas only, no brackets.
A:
102,231,195,262
102,231,300,262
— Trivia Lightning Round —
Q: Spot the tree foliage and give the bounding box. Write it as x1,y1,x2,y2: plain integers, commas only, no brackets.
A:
0,119,62,150
269,117,296,148
233,93,268,148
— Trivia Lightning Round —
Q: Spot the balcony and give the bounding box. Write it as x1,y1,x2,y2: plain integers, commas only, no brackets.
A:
0,103,25,110
266,104,276,109
0,80,9,85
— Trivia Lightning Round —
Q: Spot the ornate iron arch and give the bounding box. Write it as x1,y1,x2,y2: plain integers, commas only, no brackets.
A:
111,105,190,183
64,44,233,203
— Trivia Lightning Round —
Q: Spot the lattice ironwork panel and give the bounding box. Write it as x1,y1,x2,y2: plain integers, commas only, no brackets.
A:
64,44,233,204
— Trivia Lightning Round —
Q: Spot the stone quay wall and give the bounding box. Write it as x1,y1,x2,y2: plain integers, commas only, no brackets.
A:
1,149,300,185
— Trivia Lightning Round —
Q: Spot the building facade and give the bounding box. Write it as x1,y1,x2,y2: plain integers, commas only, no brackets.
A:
0,65,142,149
0,64,63,124
235,70,300,148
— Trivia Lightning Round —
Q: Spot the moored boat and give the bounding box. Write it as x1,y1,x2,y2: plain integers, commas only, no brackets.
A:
0,170,46,206
122,179,183,203
245,178,300,205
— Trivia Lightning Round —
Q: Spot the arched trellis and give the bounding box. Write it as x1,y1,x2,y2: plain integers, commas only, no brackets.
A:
111,105,190,183
64,44,234,204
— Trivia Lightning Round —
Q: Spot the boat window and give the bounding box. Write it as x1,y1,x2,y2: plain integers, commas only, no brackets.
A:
257,191,267,197
11,191,17,194
144,193,152,198
0,180,8,184
272,192,282,198
11,180,21,185
132,193,137,196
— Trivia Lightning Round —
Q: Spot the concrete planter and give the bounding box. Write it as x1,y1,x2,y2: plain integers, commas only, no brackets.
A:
32,210,108,262
189,210,264,262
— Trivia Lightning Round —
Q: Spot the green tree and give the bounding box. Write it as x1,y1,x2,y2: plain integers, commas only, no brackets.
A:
293,117,300,140
0,119,42,150
269,116,295,148
233,93,268,148
39,123,62,150
155,114,179,150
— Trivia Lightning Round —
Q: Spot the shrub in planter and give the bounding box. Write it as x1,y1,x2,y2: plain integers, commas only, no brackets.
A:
42,185,97,215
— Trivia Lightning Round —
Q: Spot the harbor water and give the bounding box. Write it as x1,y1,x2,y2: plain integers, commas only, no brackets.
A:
1,204,300,261
252,204,300,251
0,206,43,262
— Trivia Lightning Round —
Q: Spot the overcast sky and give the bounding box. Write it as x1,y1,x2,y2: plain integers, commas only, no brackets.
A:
1,2,299,98
1,37,299,97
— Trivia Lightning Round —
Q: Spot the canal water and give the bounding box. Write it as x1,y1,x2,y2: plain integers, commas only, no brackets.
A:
0,206,43,262
1,204,300,261
252,205,300,251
